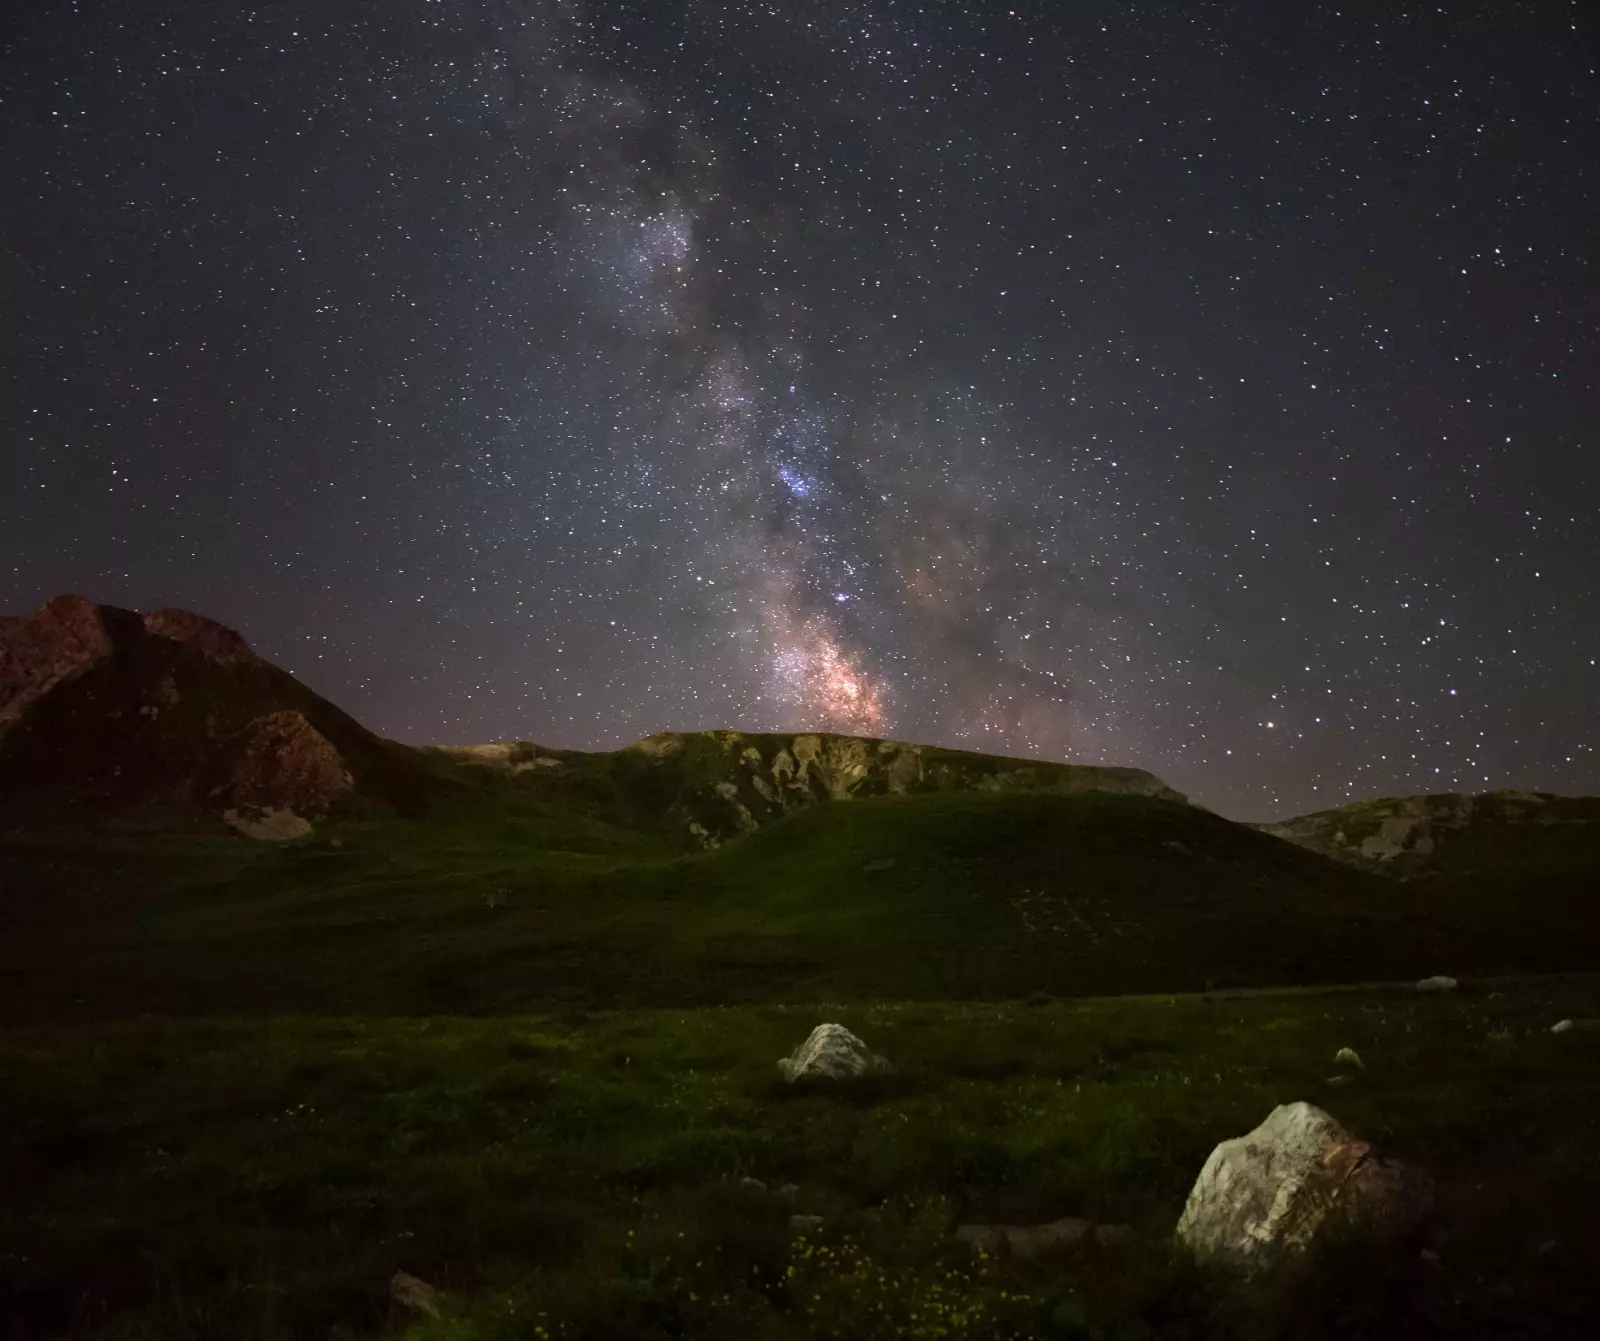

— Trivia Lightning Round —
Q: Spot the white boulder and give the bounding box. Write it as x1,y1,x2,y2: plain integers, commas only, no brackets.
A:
1416,975,1458,992
777,1023,894,1082
1177,1102,1433,1274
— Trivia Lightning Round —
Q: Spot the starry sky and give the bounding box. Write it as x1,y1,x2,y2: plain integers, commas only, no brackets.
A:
3,0,1596,820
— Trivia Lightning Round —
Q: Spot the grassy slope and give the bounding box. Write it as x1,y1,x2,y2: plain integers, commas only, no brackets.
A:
1,781,1540,1025
3,980,1597,1340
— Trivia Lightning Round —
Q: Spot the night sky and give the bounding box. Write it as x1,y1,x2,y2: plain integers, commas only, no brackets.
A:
3,1,1596,820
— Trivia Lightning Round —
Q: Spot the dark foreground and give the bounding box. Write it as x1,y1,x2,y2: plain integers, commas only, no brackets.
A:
5,976,1597,1340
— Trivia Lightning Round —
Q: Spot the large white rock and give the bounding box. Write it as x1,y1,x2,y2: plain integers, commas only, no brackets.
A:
1176,1102,1433,1274
777,1023,894,1082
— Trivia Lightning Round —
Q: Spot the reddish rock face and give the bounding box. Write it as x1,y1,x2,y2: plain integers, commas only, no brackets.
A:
143,608,260,668
223,709,353,813
0,594,115,730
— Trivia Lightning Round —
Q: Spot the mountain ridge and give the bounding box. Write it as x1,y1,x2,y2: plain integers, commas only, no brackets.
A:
4,594,1596,857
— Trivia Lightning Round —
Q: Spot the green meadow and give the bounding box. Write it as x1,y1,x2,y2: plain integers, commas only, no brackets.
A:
4,772,1598,1338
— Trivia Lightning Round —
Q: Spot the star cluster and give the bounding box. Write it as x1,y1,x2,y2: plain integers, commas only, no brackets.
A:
2,0,1596,819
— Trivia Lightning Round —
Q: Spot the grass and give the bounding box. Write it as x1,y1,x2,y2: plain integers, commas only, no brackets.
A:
5,739,1600,1337
3,979,1597,1339
8,782,1597,1026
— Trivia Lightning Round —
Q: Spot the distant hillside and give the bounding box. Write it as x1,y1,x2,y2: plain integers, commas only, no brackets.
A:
434,730,1187,848
1258,790,1600,878
4,595,1600,1022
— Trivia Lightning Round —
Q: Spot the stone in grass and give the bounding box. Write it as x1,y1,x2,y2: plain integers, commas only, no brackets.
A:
1177,1102,1434,1277
1416,976,1459,992
1333,1047,1365,1069
1551,1018,1600,1034
390,1271,442,1318
777,1023,894,1082
955,1217,1092,1260
954,1218,1136,1260
1094,1223,1136,1248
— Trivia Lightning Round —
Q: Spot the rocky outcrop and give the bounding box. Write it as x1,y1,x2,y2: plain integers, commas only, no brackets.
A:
219,710,353,812
0,593,117,732
435,740,567,773
444,727,1189,847
1258,790,1600,876
0,595,419,838
142,607,260,668
1177,1102,1434,1275
777,1023,894,1082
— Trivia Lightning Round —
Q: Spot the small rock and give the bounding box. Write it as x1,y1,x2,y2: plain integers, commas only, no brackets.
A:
1420,1248,1442,1267
390,1271,442,1318
1551,1020,1574,1034
1536,1239,1558,1256
1094,1223,1136,1248
862,856,898,872
790,1214,825,1231
1416,976,1458,992
777,1183,800,1199
223,806,313,841
1325,1074,1354,1087
1333,1047,1364,1069
738,1177,767,1192
1551,1018,1599,1033
954,1217,1092,1260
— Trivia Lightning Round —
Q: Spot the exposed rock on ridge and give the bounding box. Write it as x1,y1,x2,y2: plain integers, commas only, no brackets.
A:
440,728,1189,846
221,709,352,811
142,606,261,668
1258,789,1600,875
0,594,117,731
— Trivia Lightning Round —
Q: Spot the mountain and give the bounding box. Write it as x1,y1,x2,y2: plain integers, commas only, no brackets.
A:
0,594,445,835
0,595,1186,847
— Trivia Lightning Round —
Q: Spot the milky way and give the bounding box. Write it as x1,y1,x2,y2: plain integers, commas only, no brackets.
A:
2,0,1596,818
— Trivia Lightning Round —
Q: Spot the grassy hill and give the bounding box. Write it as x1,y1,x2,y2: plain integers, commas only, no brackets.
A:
0,777,1533,1026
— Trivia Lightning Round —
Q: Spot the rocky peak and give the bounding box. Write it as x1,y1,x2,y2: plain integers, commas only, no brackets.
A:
0,594,388,839
2,596,263,737
142,607,260,668
0,593,118,731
